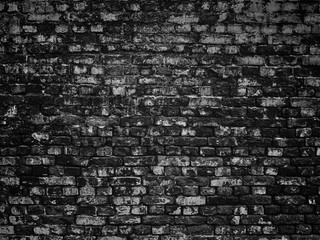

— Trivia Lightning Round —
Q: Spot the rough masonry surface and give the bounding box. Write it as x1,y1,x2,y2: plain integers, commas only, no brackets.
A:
1,0,320,239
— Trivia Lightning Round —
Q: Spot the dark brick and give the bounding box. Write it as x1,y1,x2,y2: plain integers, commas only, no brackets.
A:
239,195,272,205
207,215,232,225
207,196,239,205
142,216,174,225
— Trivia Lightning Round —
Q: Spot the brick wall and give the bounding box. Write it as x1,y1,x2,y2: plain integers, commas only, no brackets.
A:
1,0,320,239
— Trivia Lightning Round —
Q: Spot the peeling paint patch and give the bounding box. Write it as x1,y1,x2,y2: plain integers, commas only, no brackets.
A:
31,113,50,124
32,132,50,142
4,105,17,117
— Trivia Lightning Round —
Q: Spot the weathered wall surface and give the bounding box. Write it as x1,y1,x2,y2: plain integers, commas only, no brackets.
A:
1,0,320,239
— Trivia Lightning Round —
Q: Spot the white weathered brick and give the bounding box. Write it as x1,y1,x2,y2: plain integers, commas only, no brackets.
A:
168,15,199,24
76,216,105,225
176,196,205,206
113,196,140,205
277,177,306,186
252,187,266,195
259,97,286,107
189,97,222,107
211,177,242,186
158,156,190,166
39,177,76,185
229,157,256,166
191,157,223,167
0,226,14,234
237,56,265,65
9,197,34,204
267,148,283,157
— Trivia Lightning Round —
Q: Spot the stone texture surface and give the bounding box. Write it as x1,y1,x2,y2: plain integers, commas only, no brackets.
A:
0,0,320,239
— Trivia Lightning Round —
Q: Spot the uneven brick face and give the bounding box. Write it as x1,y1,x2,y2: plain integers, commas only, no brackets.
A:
0,0,320,239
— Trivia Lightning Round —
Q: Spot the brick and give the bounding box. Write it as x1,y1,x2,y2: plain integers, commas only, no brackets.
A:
236,56,265,65
76,216,105,225
0,226,14,234
39,177,75,186
124,156,156,166
8,197,34,205
228,157,256,166
143,216,174,225
131,205,147,215
290,98,319,108
308,177,320,185
189,97,221,107
0,157,18,165
110,177,141,186
243,176,275,186
305,14,320,24
165,56,197,66
267,148,283,157
174,137,207,146
241,215,272,225
155,117,187,127
112,196,140,205
158,156,190,166
211,177,242,187
189,118,220,127
91,157,122,167
260,157,290,166
142,196,174,205
200,34,233,44
175,216,206,225
121,116,153,127
131,236,158,240
0,176,19,186
207,196,239,205
176,196,205,206
306,215,320,224
215,167,231,176
240,195,272,205
273,214,304,224
114,186,146,196
208,137,238,147
191,157,223,167
274,196,306,205
98,237,126,240
168,15,199,24
28,13,61,21
134,33,196,44
277,177,306,186
258,98,287,107
176,177,209,186
305,78,320,87
292,236,320,240
112,137,140,146
96,146,112,156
